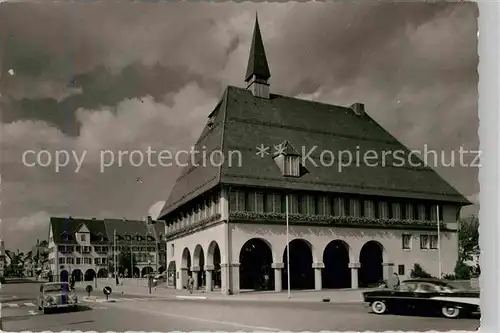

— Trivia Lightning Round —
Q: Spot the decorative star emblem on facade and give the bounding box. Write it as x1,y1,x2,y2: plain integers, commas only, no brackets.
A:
274,143,286,156
256,144,270,158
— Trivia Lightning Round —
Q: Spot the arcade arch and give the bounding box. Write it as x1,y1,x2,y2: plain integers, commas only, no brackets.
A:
60,270,69,282
193,245,205,289
72,269,83,282
239,238,274,290
84,269,96,281
359,241,384,287
142,266,153,277
322,240,351,289
207,241,221,289
97,268,108,278
283,239,314,290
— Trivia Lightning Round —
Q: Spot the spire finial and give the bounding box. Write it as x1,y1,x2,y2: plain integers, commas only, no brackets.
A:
245,14,271,83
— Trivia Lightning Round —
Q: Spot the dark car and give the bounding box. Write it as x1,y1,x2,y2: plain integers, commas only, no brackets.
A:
362,278,480,319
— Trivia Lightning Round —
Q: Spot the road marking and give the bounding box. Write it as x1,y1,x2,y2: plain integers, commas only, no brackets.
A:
24,303,36,307
28,310,37,316
120,306,282,331
6,303,19,307
176,295,207,300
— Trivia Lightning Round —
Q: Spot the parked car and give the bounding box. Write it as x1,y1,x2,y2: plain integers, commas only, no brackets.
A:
363,278,480,319
37,282,78,314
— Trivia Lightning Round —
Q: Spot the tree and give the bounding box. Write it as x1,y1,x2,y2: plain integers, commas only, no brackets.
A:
458,216,480,264
118,247,137,278
410,263,432,278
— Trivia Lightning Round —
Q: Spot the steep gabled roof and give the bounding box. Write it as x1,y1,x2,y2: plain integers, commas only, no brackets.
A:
49,217,108,244
158,86,470,220
103,219,163,242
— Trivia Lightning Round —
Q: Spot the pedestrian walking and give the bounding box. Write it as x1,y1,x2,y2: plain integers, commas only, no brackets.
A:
187,275,194,294
388,272,400,290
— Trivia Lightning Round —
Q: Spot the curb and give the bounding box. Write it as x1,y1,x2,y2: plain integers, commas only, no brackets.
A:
80,288,363,304
176,295,207,300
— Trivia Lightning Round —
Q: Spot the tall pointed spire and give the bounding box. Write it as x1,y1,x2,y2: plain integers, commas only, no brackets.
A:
245,14,271,98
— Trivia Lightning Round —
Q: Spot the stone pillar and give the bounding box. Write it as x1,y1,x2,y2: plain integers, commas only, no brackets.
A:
205,264,214,292
383,262,394,281
179,267,189,290
220,263,230,295
312,262,324,291
230,263,240,294
272,263,284,292
192,266,200,290
348,262,360,289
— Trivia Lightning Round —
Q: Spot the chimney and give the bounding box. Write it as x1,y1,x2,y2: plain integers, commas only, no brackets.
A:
350,103,365,115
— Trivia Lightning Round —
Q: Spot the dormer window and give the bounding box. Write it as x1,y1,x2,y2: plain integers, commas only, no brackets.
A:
273,140,302,177
136,235,142,241
80,234,86,242
125,235,131,241
284,155,300,177
62,232,69,241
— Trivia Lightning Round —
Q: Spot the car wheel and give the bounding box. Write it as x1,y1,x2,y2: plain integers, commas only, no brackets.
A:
371,301,387,314
441,305,460,318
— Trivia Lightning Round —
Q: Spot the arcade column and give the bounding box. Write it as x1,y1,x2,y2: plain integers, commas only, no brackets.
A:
348,262,360,289
192,266,200,290
205,265,214,292
382,262,394,281
312,262,325,291
179,267,189,290
230,263,240,294
271,262,284,292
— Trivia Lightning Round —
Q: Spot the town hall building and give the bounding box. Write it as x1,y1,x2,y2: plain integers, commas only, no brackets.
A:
158,17,471,294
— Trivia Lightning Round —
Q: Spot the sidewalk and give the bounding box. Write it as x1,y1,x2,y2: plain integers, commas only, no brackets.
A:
75,279,367,303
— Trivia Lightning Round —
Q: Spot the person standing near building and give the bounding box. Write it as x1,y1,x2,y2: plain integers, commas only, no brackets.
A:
187,275,194,294
388,272,400,290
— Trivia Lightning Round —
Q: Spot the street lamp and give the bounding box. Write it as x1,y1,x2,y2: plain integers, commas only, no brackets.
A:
147,260,152,294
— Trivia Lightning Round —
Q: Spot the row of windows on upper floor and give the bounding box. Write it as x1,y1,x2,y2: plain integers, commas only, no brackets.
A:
166,194,221,231
53,254,155,266
164,190,446,234
51,245,157,253
402,234,439,250
228,190,444,221
49,234,163,243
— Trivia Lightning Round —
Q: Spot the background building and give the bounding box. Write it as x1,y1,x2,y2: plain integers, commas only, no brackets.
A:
158,17,470,294
47,217,165,282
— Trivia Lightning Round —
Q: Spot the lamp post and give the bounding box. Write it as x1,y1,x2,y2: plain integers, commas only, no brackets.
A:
147,260,152,294
286,194,291,299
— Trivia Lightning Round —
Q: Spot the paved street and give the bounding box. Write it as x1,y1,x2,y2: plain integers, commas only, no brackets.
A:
1,280,479,331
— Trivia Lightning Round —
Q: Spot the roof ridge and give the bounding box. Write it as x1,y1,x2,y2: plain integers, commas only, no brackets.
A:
217,86,230,185
228,85,355,112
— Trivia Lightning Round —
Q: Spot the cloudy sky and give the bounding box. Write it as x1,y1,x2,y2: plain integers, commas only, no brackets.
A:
0,2,479,252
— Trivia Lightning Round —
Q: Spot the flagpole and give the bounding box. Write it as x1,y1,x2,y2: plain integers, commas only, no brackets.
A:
437,205,442,278
114,229,117,279
130,238,133,278
286,194,291,299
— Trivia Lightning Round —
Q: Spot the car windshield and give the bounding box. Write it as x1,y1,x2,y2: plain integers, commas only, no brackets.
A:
43,284,67,292
398,282,417,291
436,284,456,292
